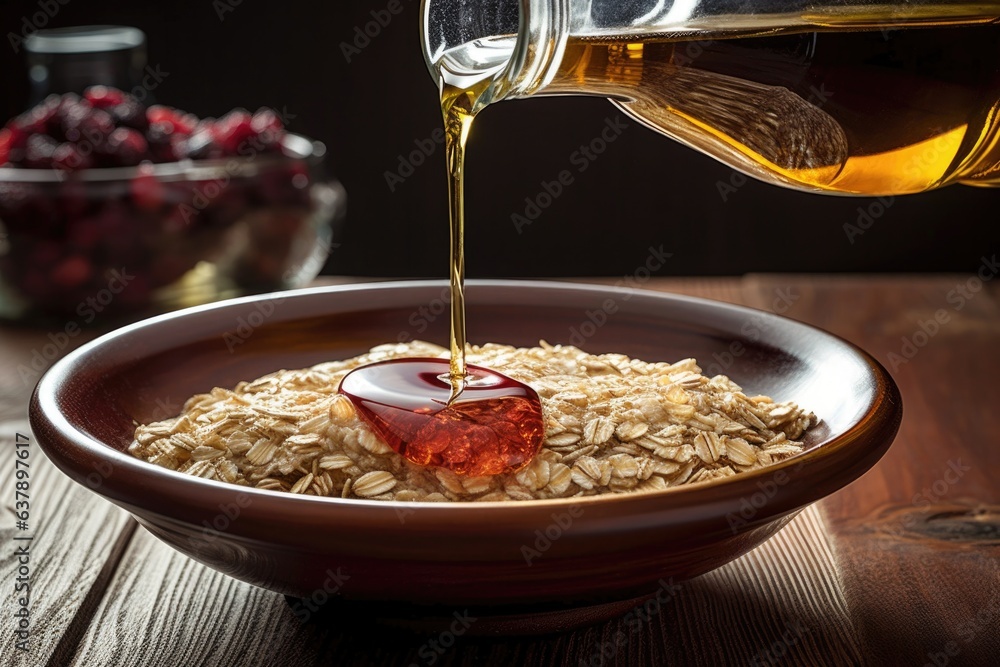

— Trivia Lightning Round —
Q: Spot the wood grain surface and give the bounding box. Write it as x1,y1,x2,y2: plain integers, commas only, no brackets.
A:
0,428,132,667
743,275,1000,666
1,275,997,666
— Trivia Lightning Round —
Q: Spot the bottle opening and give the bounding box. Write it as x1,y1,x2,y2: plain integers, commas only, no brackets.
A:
421,0,519,73
421,0,569,103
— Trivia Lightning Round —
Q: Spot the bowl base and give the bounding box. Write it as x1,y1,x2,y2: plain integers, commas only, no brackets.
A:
284,592,655,636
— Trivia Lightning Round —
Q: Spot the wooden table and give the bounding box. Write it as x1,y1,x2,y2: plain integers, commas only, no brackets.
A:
2,275,998,666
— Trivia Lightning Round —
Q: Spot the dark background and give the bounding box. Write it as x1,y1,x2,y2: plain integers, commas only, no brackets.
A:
1,1,996,278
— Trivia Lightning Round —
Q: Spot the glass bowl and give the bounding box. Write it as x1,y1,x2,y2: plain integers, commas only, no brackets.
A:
0,134,344,321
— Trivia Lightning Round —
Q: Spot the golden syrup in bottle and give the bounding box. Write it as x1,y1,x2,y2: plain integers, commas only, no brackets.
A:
545,22,1000,194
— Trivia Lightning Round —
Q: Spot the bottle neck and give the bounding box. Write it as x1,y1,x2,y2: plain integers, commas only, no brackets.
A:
497,0,570,100
422,0,572,107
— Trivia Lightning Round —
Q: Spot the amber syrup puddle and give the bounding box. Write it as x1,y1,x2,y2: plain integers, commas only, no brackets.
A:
339,359,544,476
337,64,544,476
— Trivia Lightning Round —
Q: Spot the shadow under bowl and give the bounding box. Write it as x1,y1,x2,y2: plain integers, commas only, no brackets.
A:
29,280,901,633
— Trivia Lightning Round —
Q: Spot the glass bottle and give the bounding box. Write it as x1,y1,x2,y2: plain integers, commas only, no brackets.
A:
421,1,1000,194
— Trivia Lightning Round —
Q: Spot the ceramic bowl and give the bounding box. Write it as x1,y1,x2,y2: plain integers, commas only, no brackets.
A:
29,281,901,632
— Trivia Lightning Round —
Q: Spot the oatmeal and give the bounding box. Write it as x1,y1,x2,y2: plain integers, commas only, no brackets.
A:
129,341,816,501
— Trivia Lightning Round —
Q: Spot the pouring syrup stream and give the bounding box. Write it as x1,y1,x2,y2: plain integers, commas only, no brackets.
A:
337,58,545,476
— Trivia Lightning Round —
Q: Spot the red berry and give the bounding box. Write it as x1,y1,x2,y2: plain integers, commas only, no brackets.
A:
0,129,12,165
3,124,27,151
24,135,58,168
131,168,165,210
251,108,284,151
66,108,115,144
105,127,149,166
84,85,126,109
177,113,201,134
177,113,198,135
109,99,149,132
52,97,93,142
146,121,178,162
251,108,283,133
37,94,62,114
51,255,92,289
147,106,197,135
182,124,221,160
169,134,188,160
10,108,49,138
146,105,172,124
215,109,255,155
52,143,92,171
